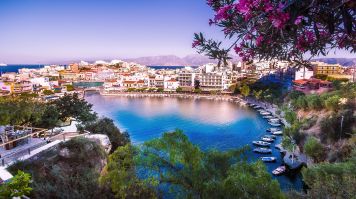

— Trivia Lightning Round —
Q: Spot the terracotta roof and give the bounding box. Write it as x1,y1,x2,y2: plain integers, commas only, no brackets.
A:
293,79,308,84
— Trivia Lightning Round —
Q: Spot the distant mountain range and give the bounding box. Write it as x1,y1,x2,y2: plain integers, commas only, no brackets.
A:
313,58,356,67
123,54,219,66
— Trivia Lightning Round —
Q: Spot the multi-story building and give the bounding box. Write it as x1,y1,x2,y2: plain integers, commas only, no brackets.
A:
164,79,179,91
295,67,314,80
312,61,341,75
178,70,196,87
200,72,226,90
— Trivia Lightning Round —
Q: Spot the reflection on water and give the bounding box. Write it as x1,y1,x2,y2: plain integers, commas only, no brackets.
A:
85,94,303,191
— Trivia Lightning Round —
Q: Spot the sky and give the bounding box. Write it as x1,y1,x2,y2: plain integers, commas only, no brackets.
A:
0,0,354,64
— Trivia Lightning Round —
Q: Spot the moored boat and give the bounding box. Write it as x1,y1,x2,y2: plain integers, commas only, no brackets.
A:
272,166,286,175
252,141,271,147
268,118,280,123
261,157,277,162
253,147,272,154
263,134,277,139
272,130,283,135
263,115,274,119
266,128,280,132
269,122,281,127
260,111,271,116
261,137,274,142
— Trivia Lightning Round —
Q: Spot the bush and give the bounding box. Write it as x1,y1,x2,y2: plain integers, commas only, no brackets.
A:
304,136,325,162
306,94,323,110
66,84,75,91
42,89,54,95
84,117,130,152
8,138,112,199
127,88,136,92
156,88,164,92
324,95,340,111
287,90,305,101
176,87,183,92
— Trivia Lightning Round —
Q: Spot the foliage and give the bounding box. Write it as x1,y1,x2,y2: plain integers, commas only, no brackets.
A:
306,94,323,110
284,109,297,124
176,87,183,92
156,88,164,92
304,136,324,163
287,90,305,101
84,117,130,152
127,88,136,92
43,89,54,95
136,130,285,199
0,96,46,126
8,138,111,199
52,93,97,124
240,84,250,98
193,0,355,65
35,104,60,129
252,89,262,100
66,84,75,91
302,155,356,199
100,144,157,199
320,109,355,143
0,171,32,198
324,95,340,111
193,88,202,93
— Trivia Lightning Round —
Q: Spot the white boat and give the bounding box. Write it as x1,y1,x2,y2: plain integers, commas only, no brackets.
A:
263,115,274,119
261,157,277,162
269,122,281,127
266,128,280,132
260,112,271,116
268,118,280,123
253,147,272,154
272,166,286,175
0,63,7,66
272,131,283,135
252,141,271,147
263,135,277,139
261,137,274,142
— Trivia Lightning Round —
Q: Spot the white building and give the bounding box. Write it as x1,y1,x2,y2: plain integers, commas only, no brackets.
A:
164,79,180,91
200,72,227,90
178,70,196,87
295,67,314,80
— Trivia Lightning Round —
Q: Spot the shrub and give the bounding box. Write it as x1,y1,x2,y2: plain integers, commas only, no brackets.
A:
304,136,325,163
324,95,340,111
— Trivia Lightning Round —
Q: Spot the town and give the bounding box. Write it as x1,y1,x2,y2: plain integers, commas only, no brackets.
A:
0,60,354,97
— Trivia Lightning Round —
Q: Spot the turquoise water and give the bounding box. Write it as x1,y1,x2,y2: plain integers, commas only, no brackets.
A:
73,82,104,88
85,94,303,191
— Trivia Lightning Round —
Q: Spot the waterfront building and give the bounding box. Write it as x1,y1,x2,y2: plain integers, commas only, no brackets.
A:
312,61,341,75
293,78,332,94
164,79,179,91
178,70,196,88
200,72,226,90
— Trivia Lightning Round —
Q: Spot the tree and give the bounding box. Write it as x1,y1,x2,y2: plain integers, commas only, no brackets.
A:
84,117,130,152
156,88,164,92
240,84,250,98
52,93,97,124
302,156,356,199
253,90,262,100
136,130,285,198
100,144,157,199
324,95,340,111
35,104,60,130
306,94,323,110
284,110,297,124
0,171,32,198
66,84,75,91
193,0,355,66
304,136,324,163
43,89,54,95
176,87,183,92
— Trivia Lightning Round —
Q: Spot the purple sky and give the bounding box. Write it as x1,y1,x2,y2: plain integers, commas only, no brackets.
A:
0,0,354,64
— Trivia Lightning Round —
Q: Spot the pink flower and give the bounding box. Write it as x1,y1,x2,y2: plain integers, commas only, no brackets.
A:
235,0,250,15
214,5,233,21
234,45,242,53
256,35,264,46
294,16,303,25
192,40,200,48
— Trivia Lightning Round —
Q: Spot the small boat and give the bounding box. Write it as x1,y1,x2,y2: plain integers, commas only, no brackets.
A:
261,137,274,142
263,115,274,119
272,166,286,175
253,105,261,109
261,157,277,162
268,118,280,123
269,122,281,127
266,128,280,132
252,141,271,147
263,135,277,139
272,131,283,135
253,147,272,154
260,112,271,116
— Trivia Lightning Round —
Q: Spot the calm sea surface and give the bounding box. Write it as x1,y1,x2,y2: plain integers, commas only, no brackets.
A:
85,94,303,191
